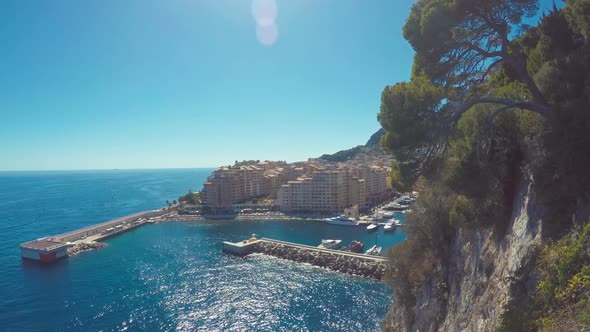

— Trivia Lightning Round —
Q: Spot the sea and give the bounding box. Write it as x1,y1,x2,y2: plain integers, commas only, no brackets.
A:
0,169,405,331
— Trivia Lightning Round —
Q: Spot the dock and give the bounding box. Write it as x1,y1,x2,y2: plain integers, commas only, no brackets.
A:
20,209,167,263
223,238,388,280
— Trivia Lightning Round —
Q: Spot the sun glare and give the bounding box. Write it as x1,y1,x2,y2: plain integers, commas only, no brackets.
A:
251,0,278,45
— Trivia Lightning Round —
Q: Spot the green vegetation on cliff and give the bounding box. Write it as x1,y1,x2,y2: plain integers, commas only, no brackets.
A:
378,0,590,330
318,129,385,162
498,223,590,331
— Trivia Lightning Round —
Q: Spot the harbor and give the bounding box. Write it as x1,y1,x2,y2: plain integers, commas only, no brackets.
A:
19,209,168,262
19,195,411,264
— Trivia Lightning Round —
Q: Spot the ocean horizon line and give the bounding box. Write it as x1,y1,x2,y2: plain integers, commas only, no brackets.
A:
0,167,217,173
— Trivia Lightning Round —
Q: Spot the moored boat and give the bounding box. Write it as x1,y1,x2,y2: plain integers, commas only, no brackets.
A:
399,196,415,205
382,211,395,219
365,245,382,256
388,203,408,211
345,240,364,253
383,220,395,232
325,215,359,226
367,223,378,232
317,239,342,249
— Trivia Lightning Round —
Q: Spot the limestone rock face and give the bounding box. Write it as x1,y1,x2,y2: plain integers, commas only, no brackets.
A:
384,175,543,332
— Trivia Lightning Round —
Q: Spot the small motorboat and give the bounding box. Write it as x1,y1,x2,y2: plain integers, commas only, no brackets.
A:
399,196,416,205
345,240,364,253
367,223,378,232
365,245,382,256
389,203,408,211
384,220,395,232
317,239,342,249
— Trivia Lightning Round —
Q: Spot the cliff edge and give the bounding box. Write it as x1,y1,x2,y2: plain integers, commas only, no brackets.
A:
384,174,543,331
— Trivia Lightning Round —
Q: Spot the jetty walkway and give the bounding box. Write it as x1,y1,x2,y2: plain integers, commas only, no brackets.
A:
20,209,167,262
223,238,388,280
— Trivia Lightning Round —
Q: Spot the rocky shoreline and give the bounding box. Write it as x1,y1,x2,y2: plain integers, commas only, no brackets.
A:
67,242,106,256
252,241,388,280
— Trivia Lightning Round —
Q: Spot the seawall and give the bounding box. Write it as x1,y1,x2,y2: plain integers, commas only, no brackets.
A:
224,238,388,280
20,209,168,262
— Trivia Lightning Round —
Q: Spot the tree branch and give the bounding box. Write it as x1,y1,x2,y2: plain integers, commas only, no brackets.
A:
459,42,504,58
503,54,550,107
463,11,549,109
451,96,550,120
475,103,516,159
479,59,504,83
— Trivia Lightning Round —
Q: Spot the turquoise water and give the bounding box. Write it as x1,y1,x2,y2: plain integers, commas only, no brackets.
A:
0,169,403,331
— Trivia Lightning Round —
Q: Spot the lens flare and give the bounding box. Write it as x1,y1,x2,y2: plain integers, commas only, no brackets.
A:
256,23,278,46
251,0,279,46
252,0,278,27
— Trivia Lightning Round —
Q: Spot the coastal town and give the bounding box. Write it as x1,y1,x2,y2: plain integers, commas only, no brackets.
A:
19,149,417,265
187,150,397,217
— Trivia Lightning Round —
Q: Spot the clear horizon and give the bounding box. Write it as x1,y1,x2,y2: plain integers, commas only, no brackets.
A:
0,0,557,171
0,167,216,172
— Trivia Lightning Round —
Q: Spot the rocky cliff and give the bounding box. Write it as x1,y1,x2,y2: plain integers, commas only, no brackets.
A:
384,174,544,332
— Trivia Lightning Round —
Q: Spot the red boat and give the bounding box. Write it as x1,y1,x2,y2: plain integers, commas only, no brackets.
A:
346,241,364,253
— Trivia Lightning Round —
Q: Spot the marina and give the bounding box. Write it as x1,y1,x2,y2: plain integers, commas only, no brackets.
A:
19,196,410,264
19,194,411,264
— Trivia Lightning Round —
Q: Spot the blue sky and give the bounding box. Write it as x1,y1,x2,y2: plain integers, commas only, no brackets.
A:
0,0,556,171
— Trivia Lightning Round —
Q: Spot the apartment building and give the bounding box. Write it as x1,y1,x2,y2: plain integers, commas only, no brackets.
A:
202,159,389,211
201,173,234,209
277,170,366,212
353,166,389,204
348,176,367,209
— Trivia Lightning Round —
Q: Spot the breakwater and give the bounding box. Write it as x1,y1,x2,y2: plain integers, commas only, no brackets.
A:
224,238,388,280
20,209,168,262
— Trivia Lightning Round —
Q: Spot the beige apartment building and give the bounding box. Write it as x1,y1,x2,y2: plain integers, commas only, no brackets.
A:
348,176,367,209
277,170,368,212
202,160,389,211
265,165,305,198
353,166,389,204
201,173,233,209
202,164,272,208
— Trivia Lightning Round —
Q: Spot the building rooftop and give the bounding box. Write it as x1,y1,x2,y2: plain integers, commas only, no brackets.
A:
20,237,68,252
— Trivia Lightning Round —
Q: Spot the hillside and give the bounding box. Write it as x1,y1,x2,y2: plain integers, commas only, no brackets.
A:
317,128,386,162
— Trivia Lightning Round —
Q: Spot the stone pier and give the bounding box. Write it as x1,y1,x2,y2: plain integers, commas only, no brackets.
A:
223,238,388,280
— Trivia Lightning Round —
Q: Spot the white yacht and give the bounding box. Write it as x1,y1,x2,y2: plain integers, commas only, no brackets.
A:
317,239,342,249
365,245,382,256
389,203,408,211
325,215,359,226
382,211,395,219
399,196,416,205
367,223,378,232
384,220,395,232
